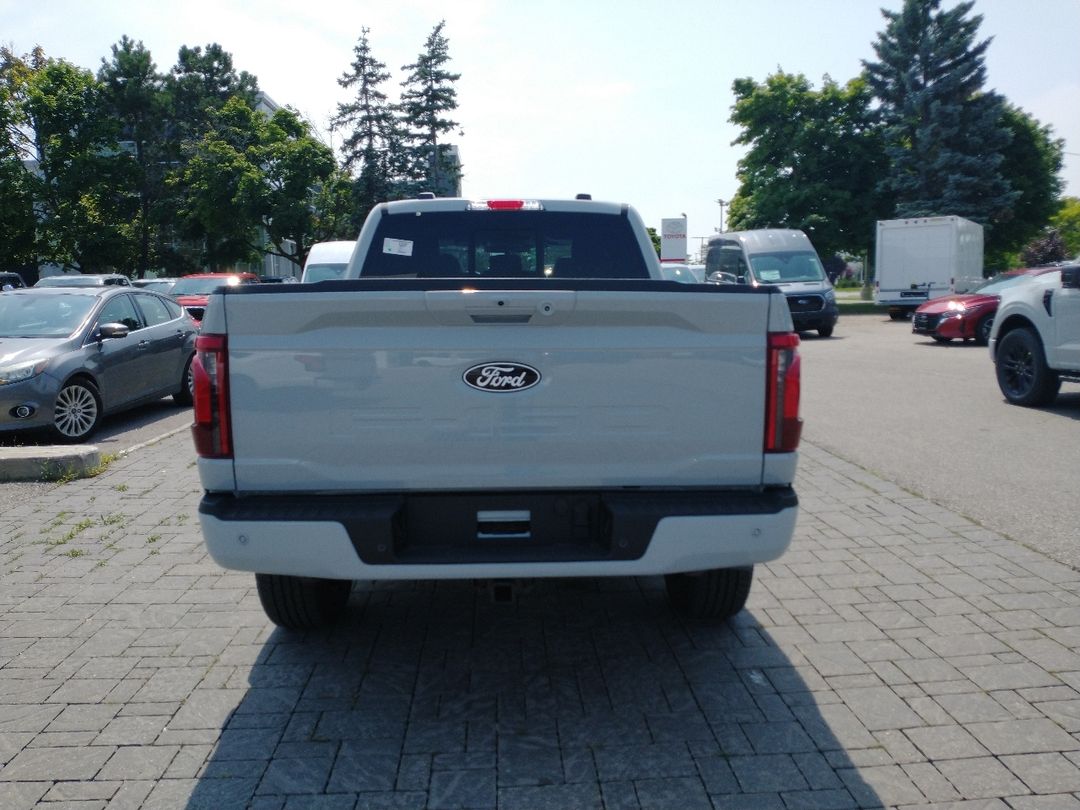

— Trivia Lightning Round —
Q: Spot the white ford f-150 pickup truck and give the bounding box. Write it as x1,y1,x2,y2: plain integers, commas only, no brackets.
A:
191,196,802,629
990,262,1080,406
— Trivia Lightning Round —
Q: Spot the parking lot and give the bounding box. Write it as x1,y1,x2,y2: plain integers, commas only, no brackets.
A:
2,312,1080,809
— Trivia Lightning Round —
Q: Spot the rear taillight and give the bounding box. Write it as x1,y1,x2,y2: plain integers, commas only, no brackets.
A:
192,333,231,459
765,332,802,453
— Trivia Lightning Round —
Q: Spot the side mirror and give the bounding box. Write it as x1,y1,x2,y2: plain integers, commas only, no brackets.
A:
1061,265,1080,290
97,322,130,340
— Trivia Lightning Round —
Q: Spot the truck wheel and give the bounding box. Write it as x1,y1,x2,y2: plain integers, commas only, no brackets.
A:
996,328,1060,407
665,566,753,621
975,314,993,346
888,309,909,321
255,573,352,630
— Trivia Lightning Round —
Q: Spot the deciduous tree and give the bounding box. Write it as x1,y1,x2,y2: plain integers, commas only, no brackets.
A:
984,102,1064,268
726,71,889,258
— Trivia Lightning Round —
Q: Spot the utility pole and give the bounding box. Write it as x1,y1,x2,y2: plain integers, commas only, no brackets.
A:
715,198,727,232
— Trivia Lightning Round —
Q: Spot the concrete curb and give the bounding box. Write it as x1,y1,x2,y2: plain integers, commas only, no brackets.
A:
0,445,102,483
0,423,190,483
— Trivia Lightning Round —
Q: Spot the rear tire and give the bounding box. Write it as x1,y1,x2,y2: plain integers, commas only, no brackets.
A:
817,324,834,338
995,328,1060,406
255,574,352,630
665,566,753,621
173,355,194,405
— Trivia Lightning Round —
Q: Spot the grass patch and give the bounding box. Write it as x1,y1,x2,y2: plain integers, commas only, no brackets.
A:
46,517,94,547
113,484,128,492
85,453,119,477
62,548,85,558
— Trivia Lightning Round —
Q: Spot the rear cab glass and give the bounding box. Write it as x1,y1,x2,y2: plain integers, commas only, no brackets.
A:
359,211,651,279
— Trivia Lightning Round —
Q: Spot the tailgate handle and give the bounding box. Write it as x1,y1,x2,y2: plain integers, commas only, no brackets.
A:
476,510,531,540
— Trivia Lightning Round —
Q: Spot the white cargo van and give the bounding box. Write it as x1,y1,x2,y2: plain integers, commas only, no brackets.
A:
301,240,355,283
705,229,838,337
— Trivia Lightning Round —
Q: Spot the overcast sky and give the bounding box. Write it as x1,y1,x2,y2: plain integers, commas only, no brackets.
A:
4,0,1078,252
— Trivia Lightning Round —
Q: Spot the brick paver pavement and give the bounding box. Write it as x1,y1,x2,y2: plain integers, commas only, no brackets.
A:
2,430,1080,809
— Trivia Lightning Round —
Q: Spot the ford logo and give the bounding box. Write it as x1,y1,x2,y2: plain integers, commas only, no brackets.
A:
463,363,541,392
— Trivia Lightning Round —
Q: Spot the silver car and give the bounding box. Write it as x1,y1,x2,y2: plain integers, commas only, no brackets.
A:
0,287,197,442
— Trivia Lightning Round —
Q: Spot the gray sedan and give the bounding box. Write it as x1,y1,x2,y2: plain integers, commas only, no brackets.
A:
0,287,197,443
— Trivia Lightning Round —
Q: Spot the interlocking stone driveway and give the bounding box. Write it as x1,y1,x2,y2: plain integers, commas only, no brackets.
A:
2,431,1080,809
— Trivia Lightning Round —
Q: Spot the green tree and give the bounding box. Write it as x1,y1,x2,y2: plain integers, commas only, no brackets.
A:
1050,197,1080,258
399,20,461,196
646,227,661,257
726,71,890,258
863,0,1017,226
332,27,405,226
175,97,344,269
257,107,340,268
172,97,265,269
0,50,37,270
98,36,170,277
983,102,1064,268
166,43,259,144
161,43,262,273
3,48,133,271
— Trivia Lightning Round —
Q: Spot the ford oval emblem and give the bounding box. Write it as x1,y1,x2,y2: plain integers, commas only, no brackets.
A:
463,362,541,392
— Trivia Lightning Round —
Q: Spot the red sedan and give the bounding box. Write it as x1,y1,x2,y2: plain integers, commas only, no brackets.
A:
171,272,260,328
911,266,1059,345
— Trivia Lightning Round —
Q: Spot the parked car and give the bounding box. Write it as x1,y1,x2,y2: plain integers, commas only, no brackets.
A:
0,287,197,442
658,263,704,283
170,272,260,327
0,272,28,290
911,266,1060,345
990,264,1080,406
132,278,179,295
301,240,354,283
34,273,132,288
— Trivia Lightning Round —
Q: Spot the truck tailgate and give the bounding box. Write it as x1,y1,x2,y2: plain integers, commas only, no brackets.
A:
222,286,777,492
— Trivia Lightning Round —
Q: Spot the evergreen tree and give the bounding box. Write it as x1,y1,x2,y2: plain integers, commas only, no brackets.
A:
161,43,262,273
331,27,402,224
863,0,1017,226
98,36,169,277
399,20,461,196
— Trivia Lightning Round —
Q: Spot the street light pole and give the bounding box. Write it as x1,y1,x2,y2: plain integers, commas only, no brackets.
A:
715,198,726,233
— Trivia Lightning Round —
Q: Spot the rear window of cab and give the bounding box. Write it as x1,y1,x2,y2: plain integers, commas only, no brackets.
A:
360,211,650,280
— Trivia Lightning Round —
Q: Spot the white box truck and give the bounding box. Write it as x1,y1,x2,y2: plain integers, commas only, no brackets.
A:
874,216,984,320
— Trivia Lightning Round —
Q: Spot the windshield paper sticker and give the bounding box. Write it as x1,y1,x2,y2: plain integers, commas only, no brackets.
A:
383,238,414,257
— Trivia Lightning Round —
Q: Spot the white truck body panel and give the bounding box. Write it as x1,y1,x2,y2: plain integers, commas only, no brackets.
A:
222,287,781,492
201,508,797,580
875,216,984,309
